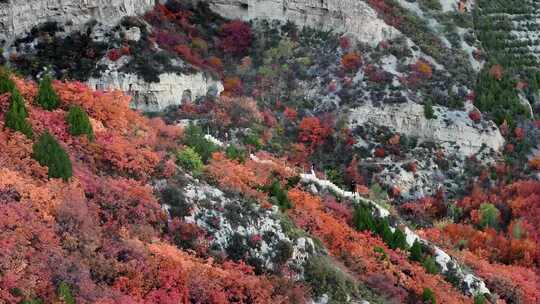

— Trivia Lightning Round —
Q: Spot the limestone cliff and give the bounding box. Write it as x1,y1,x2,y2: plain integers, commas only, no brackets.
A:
201,0,399,45
88,71,223,112
0,0,154,43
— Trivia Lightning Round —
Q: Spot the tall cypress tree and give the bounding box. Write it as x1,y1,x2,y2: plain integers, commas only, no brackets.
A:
35,74,60,110
5,89,33,138
0,68,16,94
32,132,72,181
391,228,408,250
66,106,94,140
409,239,423,262
352,205,376,233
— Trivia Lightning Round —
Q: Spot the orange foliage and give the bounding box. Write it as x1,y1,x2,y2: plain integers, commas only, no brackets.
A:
286,188,469,303
206,152,294,204
490,64,504,81
222,76,244,96
211,95,261,128
341,52,362,72
298,117,332,148
413,59,433,78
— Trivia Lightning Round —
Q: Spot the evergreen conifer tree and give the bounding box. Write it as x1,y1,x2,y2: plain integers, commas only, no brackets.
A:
391,228,408,250
5,89,33,138
35,74,60,110
422,288,436,304
66,106,94,140
352,206,376,232
409,239,423,262
0,68,16,94
32,132,72,181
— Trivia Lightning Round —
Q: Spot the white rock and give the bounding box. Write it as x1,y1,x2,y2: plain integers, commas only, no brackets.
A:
203,0,400,46
124,26,141,41
348,101,504,157
0,0,154,43
87,71,223,112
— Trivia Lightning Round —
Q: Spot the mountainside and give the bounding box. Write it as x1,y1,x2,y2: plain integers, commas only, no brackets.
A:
1,0,540,303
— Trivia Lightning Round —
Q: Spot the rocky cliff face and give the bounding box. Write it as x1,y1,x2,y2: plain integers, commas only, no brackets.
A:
0,0,154,44
349,102,504,156
88,71,223,112
201,0,399,45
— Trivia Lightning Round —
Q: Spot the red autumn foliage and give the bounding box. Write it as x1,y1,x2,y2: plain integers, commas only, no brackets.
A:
469,110,481,122
341,52,362,72
107,48,122,61
374,147,386,158
489,64,504,81
514,127,525,140
298,116,332,148
219,20,253,55
286,188,470,303
283,107,298,121
339,36,351,50
174,44,205,67
0,76,307,303
211,95,262,128
222,76,244,96
412,59,433,78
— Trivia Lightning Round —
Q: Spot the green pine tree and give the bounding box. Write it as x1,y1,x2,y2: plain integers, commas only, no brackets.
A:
422,287,436,304
352,206,376,233
57,282,75,304
35,74,60,110
269,180,291,210
391,228,408,250
409,239,423,262
5,89,33,138
0,68,16,94
422,256,440,274
381,223,394,246
66,106,94,140
32,132,72,181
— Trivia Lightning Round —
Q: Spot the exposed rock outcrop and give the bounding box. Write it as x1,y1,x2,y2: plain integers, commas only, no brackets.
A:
348,102,504,156
87,71,223,112
200,0,400,45
0,0,154,44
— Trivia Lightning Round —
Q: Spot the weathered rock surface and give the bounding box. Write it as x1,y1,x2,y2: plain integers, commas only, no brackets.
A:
0,0,154,43
87,71,223,112
201,0,400,45
349,102,505,156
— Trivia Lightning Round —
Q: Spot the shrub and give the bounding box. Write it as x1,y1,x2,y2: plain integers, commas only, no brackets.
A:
422,256,439,274
422,287,436,304
341,52,362,72
35,74,60,110
269,180,291,210
220,20,253,55
183,123,218,163
5,89,33,138
0,68,16,94
57,282,75,304
423,101,436,119
304,255,358,303
478,203,500,229
66,106,94,140
474,294,486,304
176,146,204,175
32,132,72,181
160,186,191,218
225,145,246,162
